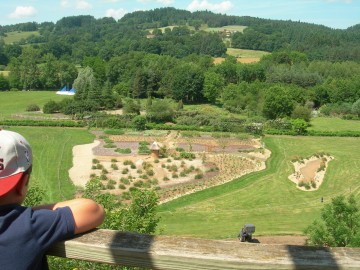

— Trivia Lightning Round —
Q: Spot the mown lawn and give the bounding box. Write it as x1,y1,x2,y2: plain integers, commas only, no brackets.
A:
9,127,94,203
0,91,71,119
158,135,360,239
309,117,360,132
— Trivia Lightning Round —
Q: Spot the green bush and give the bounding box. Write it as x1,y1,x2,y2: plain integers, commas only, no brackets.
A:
43,100,60,114
115,148,132,154
26,104,40,112
104,129,125,135
103,143,116,148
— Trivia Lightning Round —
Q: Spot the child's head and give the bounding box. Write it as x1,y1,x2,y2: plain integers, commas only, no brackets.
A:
0,129,33,200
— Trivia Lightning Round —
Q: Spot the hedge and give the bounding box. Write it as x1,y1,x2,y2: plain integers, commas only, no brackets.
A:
0,119,85,127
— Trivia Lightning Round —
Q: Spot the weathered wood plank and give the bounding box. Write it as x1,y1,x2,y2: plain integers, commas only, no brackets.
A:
47,229,360,269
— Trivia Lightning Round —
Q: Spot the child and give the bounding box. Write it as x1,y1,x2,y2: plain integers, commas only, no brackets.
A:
0,129,105,269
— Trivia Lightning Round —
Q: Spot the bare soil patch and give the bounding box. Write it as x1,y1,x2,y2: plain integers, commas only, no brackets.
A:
288,155,334,191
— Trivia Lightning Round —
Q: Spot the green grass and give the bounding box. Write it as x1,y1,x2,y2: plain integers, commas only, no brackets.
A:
0,71,9,77
226,48,270,59
9,127,94,203
310,117,360,132
204,25,247,33
0,91,71,119
2,31,40,44
158,135,360,239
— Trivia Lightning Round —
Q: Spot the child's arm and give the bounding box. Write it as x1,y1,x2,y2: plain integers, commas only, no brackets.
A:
32,198,105,234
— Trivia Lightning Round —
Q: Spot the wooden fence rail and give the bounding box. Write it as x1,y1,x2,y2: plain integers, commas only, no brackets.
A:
47,229,360,269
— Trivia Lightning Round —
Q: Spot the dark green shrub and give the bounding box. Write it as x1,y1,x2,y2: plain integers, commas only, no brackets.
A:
26,104,40,112
43,100,60,114
104,129,125,135
115,148,132,154
120,177,130,185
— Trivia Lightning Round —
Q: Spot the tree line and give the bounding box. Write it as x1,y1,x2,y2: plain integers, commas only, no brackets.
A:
0,9,360,130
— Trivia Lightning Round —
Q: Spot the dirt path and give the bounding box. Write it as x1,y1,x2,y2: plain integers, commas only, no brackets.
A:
68,140,100,187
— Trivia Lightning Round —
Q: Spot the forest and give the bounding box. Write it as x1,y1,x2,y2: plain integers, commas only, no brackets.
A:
0,7,360,129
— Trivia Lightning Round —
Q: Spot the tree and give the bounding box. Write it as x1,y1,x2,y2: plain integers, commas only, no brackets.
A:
132,115,147,130
40,53,59,89
203,71,224,104
291,118,308,135
263,86,294,119
146,98,176,123
73,66,100,104
123,98,141,115
18,47,41,90
58,61,78,89
305,194,360,247
352,98,360,117
171,62,204,102
0,74,9,91
291,105,312,122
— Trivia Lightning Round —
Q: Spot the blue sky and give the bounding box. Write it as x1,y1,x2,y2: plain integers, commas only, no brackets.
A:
0,0,359,29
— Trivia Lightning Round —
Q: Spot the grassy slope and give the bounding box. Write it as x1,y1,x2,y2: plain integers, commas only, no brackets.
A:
10,127,94,202
2,31,40,44
1,92,92,202
0,91,71,119
158,135,360,239
226,48,270,58
309,117,360,132
204,25,247,33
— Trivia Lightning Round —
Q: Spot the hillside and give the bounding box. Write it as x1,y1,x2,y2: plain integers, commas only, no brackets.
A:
0,8,359,64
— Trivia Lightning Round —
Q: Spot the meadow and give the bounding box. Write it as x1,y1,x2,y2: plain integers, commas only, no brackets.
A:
0,91,69,119
309,117,360,132
2,31,40,44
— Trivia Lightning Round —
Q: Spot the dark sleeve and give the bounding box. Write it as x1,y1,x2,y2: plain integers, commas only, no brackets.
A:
30,206,75,250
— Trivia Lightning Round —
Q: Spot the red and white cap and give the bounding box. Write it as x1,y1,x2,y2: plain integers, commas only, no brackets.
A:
0,129,32,196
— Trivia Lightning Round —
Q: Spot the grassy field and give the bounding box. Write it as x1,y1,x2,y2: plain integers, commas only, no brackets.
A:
0,91,71,119
309,117,360,132
158,135,360,239
204,25,247,33
2,31,40,44
9,127,94,202
0,71,10,77
214,48,270,64
227,48,270,59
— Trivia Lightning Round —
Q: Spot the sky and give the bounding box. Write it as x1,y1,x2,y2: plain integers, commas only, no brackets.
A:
0,0,359,29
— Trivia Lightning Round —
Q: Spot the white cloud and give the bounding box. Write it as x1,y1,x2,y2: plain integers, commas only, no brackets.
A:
76,0,92,10
187,0,233,13
106,8,128,19
9,6,37,19
325,0,352,3
60,0,70,8
157,0,175,4
61,0,92,10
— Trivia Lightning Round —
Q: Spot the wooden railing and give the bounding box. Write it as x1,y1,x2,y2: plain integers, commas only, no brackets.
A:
47,229,360,269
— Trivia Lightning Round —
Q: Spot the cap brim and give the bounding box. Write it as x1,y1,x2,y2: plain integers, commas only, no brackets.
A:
0,172,24,197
